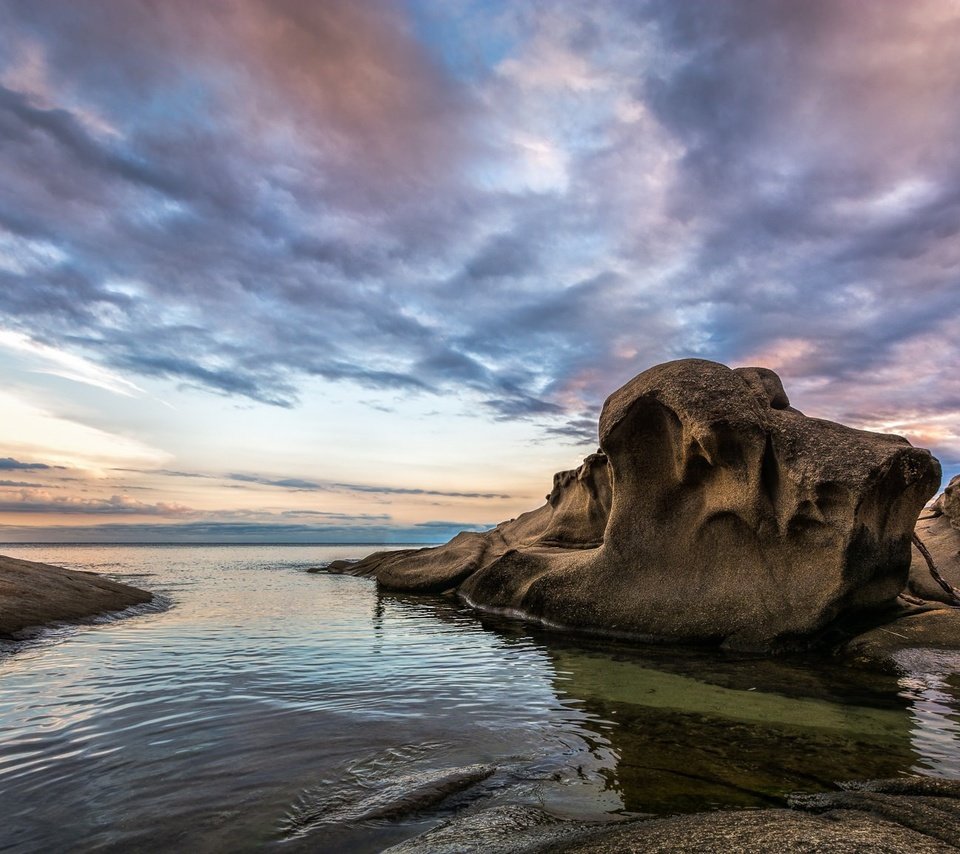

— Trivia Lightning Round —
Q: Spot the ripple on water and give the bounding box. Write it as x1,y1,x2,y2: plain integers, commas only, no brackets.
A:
0,544,958,853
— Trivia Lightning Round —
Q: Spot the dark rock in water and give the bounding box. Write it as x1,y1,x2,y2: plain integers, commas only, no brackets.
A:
387,777,960,853
909,474,960,604
338,360,940,650
280,762,496,839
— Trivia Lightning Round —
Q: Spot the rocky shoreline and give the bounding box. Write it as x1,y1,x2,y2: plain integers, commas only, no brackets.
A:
0,553,153,638
386,777,960,852
324,359,960,665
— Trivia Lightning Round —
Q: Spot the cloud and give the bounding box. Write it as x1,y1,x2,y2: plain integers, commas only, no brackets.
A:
330,482,511,501
227,473,324,491
0,0,958,474
0,487,399,525
0,457,62,471
129,467,512,499
413,520,493,530
542,415,599,444
0,492,196,516
0,390,167,468
0,328,143,395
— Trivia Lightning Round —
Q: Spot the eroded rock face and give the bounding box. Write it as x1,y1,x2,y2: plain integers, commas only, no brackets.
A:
337,360,941,650
335,453,612,593
908,474,960,604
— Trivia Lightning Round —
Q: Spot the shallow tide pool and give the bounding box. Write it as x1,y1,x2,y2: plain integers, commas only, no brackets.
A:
1,544,959,852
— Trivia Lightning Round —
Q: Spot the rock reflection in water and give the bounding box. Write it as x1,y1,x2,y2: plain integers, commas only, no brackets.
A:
544,644,917,814
377,589,958,817
896,648,960,779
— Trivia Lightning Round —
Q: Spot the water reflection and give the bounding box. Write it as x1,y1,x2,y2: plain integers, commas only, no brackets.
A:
0,544,958,854
375,588,960,815
896,648,960,778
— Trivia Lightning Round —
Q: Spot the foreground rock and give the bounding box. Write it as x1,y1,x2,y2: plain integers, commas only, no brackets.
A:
334,360,940,650
0,554,152,637
387,777,960,853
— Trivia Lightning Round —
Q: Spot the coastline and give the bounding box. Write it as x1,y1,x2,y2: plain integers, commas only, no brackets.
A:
0,553,153,637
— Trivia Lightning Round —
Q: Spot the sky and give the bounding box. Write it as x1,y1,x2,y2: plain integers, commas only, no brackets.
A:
0,0,958,543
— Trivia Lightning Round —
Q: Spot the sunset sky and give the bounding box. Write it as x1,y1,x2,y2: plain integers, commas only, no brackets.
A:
1,1,958,542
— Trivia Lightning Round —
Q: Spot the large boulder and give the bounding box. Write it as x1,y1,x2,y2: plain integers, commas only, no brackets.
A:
336,360,941,650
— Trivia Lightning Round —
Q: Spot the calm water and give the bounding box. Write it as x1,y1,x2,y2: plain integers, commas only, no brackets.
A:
1,544,959,853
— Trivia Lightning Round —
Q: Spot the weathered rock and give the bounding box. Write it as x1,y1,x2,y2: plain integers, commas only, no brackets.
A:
842,607,960,670
933,473,960,521
909,474,960,604
387,778,960,853
557,808,956,853
789,777,960,850
334,360,940,650
0,553,153,637
331,454,612,593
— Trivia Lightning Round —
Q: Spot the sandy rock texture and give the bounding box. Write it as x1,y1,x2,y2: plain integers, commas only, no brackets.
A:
0,554,152,636
387,777,960,853
331,359,940,650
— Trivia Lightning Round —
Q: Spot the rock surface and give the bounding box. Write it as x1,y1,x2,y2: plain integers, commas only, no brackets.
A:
842,606,960,669
333,360,940,650
386,777,960,853
0,554,152,636
329,451,613,594
909,474,960,604
933,474,960,521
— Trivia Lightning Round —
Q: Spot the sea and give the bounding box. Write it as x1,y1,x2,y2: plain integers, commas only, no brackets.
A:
1,543,959,852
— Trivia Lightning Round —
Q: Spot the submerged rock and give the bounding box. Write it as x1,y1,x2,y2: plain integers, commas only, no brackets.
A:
280,763,496,839
334,360,941,650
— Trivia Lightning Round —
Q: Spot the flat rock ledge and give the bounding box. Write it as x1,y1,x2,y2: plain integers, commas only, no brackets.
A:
327,359,941,652
0,554,152,637
387,777,960,853
841,605,960,670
